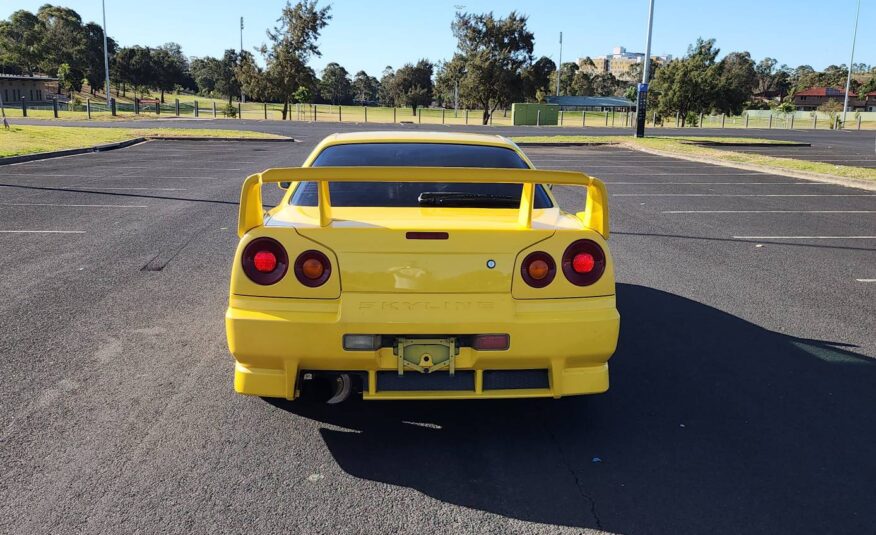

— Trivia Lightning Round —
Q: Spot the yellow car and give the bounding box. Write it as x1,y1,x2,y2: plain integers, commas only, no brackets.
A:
226,131,619,402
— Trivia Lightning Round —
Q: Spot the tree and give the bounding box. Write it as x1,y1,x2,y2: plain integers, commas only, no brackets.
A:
235,50,267,102
190,56,222,95
817,98,843,129
292,85,311,103
451,11,534,124
319,62,351,104
215,49,240,105
262,0,331,119
351,70,379,104
57,63,74,95
715,51,757,114
392,59,433,114
522,56,555,101
36,5,86,82
0,10,45,75
591,72,621,96
434,55,466,108
114,46,155,98
651,38,722,125
548,62,578,96
153,43,187,103
82,22,116,96
377,66,396,107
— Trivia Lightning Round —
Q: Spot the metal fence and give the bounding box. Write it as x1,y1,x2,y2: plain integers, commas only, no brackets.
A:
3,96,875,130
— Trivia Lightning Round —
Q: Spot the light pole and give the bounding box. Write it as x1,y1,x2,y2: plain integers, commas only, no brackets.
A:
240,17,245,104
101,0,111,103
841,0,861,127
635,0,655,138
555,32,563,96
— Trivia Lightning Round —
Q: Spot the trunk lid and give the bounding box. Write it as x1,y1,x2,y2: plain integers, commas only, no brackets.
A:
273,206,558,294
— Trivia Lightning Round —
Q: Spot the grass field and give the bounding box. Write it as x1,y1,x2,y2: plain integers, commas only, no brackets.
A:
512,135,876,181
5,95,876,130
0,125,287,158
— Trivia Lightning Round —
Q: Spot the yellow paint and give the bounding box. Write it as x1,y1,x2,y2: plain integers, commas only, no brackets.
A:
227,131,619,400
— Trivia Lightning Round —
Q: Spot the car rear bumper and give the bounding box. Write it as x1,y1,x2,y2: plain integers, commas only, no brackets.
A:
226,292,619,400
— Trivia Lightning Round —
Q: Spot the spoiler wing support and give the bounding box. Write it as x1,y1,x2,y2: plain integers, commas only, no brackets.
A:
238,166,609,239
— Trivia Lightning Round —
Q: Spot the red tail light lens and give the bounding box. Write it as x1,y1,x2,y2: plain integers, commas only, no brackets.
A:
572,253,595,274
520,251,556,288
295,250,331,287
562,240,606,286
242,237,288,285
253,251,277,273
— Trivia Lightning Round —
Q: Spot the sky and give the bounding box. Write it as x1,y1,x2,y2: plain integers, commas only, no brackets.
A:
4,0,874,76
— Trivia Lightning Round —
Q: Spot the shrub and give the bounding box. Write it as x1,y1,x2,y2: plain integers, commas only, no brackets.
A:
223,103,238,118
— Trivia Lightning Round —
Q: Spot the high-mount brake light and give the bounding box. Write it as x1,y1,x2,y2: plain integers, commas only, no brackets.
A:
295,250,332,287
242,237,288,285
562,240,606,286
521,251,556,288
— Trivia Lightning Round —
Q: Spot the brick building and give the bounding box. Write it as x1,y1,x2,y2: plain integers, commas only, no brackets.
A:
0,74,59,104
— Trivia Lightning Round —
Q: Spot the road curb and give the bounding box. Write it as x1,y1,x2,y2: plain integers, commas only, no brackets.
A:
515,142,621,147
682,141,811,147
146,136,296,142
0,135,295,166
620,143,876,192
0,137,148,166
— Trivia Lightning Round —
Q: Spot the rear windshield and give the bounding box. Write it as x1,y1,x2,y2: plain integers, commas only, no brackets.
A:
289,143,553,208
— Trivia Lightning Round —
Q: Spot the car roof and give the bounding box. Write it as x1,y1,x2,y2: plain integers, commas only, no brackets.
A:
319,131,517,148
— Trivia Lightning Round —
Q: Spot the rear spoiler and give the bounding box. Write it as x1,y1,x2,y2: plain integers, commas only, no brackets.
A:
238,166,609,239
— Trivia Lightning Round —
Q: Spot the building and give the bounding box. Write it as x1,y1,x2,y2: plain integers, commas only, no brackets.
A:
0,74,59,104
578,46,671,81
792,87,869,111
546,95,635,112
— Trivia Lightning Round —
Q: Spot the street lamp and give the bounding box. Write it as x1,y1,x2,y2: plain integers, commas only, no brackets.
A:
101,0,111,103
556,32,563,96
841,0,861,127
635,0,655,138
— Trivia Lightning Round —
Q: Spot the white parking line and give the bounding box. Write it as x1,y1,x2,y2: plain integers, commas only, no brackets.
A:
0,230,86,234
614,194,876,197
0,203,147,208
663,210,876,214
65,187,187,191
612,181,820,185
733,236,876,239
856,279,876,282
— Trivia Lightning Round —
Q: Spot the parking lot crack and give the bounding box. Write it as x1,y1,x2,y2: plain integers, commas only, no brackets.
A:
539,412,604,531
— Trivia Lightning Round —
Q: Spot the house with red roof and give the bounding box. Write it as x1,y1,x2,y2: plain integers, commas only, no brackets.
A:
793,87,868,111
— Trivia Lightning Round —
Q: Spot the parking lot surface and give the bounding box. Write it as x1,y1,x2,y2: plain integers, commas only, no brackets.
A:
1,135,874,534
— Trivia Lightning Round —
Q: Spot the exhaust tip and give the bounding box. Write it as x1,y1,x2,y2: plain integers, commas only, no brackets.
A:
326,374,352,404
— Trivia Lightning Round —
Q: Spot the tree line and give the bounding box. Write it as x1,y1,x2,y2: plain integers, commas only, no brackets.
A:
2,2,874,123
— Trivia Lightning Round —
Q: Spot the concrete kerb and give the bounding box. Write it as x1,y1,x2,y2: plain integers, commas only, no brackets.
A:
621,142,876,192
0,136,296,166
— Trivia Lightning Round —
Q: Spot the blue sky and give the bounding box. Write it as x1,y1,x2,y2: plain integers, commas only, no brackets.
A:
5,0,874,75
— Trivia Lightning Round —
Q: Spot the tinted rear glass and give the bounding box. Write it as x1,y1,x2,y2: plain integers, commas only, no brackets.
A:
290,143,553,208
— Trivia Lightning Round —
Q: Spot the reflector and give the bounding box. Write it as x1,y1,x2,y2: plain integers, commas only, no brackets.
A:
473,334,510,351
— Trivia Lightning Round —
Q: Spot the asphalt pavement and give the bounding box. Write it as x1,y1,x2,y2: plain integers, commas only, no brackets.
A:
1,133,874,534
12,115,876,166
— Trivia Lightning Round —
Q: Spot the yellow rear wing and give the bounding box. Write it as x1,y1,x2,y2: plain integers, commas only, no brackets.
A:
238,166,609,239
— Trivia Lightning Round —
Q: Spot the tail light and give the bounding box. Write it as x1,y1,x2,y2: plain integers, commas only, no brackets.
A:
520,251,556,288
562,239,606,286
242,237,288,285
295,250,331,287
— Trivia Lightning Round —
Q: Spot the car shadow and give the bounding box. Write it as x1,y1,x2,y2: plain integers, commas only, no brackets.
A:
265,283,876,534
